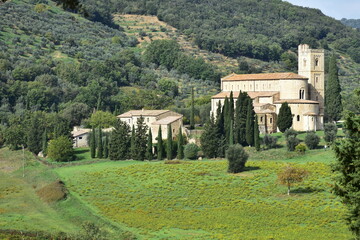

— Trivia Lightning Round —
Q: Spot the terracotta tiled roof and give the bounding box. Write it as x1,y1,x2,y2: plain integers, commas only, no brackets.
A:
255,109,276,114
222,72,308,81
152,116,183,125
274,99,319,104
212,91,279,99
117,110,170,118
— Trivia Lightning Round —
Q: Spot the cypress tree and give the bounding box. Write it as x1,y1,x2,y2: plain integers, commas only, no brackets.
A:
90,127,96,158
229,91,234,122
177,127,184,159
246,99,255,146
200,114,219,158
234,91,242,144
157,126,164,160
27,112,43,155
104,135,109,159
146,128,153,160
239,93,249,145
190,87,195,129
134,116,148,161
130,126,136,159
42,128,48,156
216,101,226,157
325,54,342,122
223,96,230,143
277,102,293,132
229,119,234,145
167,125,173,160
109,119,131,160
97,127,103,158
254,115,260,151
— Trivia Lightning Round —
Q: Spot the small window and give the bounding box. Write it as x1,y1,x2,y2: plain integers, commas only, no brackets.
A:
315,58,319,67
128,119,130,123
316,77,319,83
316,96,318,101
297,115,300,121
147,118,149,122
270,118,273,124
260,116,263,123
312,117,314,122
79,137,82,140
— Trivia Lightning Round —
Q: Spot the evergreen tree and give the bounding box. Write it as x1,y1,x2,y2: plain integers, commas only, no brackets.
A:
215,101,226,157
254,115,260,151
157,126,164,160
109,119,131,160
146,128,153,160
97,127,103,158
325,54,343,122
134,116,148,161
167,125,173,160
90,127,96,158
190,87,195,129
104,135,109,158
235,92,249,146
223,96,230,143
246,99,255,146
130,126,136,159
229,91,234,122
234,92,242,144
200,114,219,158
177,127,184,159
277,102,293,132
229,119,234,145
27,112,44,155
42,128,48,156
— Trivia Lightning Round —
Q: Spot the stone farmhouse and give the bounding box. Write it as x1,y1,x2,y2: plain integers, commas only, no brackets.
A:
117,109,183,143
211,44,324,133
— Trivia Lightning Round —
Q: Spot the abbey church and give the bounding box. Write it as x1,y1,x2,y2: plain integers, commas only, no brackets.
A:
211,44,325,133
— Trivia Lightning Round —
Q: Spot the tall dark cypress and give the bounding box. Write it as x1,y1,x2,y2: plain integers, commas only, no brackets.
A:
167,125,173,160
229,119,234,145
42,128,48,156
90,127,96,158
190,87,195,129
104,135,109,159
229,91,234,122
223,96,230,143
177,127,184,159
109,119,131,160
97,127,103,158
216,101,226,157
234,91,242,144
146,128,153,160
201,114,219,158
246,96,255,146
130,126,136,159
157,126,164,160
325,54,342,122
27,112,43,155
134,116,148,161
239,93,249,145
277,102,293,132
254,115,260,151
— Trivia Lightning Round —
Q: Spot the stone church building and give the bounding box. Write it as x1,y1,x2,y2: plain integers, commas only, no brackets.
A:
211,44,324,133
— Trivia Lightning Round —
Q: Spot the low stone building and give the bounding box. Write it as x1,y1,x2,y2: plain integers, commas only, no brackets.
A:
71,127,90,148
117,109,183,143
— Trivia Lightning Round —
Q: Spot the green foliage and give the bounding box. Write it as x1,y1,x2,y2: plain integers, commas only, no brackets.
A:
27,111,45,155
146,128,153,161
305,132,320,150
277,165,309,195
284,128,298,140
190,87,195,130
157,126,164,160
177,128,184,159
324,122,338,143
89,111,116,128
109,120,131,160
103,135,109,159
144,40,180,70
245,100,255,146
158,78,178,97
166,125,173,160
234,92,250,146
81,222,107,240
200,115,219,158
97,127,103,158
277,102,293,133
130,127,136,159
286,135,300,152
134,116,148,161
90,128,96,158
47,136,74,162
295,143,307,154
42,129,48,156
184,143,199,160
333,112,360,238
325,54,342,122
263,134,278,149
226,144,249,173
254,115,260,151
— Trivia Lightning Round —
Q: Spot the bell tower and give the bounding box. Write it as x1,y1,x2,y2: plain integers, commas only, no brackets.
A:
298,44,325,115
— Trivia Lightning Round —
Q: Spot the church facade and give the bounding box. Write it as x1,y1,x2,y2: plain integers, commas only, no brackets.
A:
211,44,324,133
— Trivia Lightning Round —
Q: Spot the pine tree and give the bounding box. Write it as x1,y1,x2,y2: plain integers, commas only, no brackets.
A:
146,128,153,160
130,126,136,159
157,126,164,160
201,114,219,158
167,125,173,160
277,102,293,132
134,116,148,161
246,100,255,146
42,128,48,156
109,119,131,160
190,87,195,129
254,115,260,151
90,127,96,158
104,135,109,159
97,127,103,158
177,127,184,159
325,54,343,122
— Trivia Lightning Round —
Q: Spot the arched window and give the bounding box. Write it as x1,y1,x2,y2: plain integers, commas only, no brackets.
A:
270,118,273,124
315,58,319,67
297,115,300,121
299,89,305,99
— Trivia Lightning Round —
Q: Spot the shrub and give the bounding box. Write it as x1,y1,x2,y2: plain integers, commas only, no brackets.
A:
278,165,309,195
184,143,200,160
305,132,320,149
226,144,249,173
263,134,277,149
324,123,338,143
286,135,300,152
284,128,298,140
47,136,75,162
295,143,307,154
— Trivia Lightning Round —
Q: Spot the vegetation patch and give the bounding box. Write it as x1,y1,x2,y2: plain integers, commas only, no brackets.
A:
36,180,67,203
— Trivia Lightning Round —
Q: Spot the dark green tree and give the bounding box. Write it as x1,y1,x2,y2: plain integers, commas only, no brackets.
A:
109,119,131,160
324,122,338,143
167,125,173,160
146,128,153,160
333,112,360,237
246,99,255,146
134,116,148,161
229,119,234,146
177,127,184,159
215,101,226,157
27,112,44,155
157,126,164,160
42,128,48,156
97,127,103,158
190,87,195,129
235,92,249,146
47,136,75,162
200,114,219,158
227,144,249,173
130,126,136,159
223,96,230,143
304,132,320,150
325,54,343,122
90,127,96,158
254,115,260,151
277,102,293,132
103,135,109,158
229,91,234,122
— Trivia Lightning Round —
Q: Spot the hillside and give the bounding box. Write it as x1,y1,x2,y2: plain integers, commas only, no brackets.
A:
341,18,360,29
